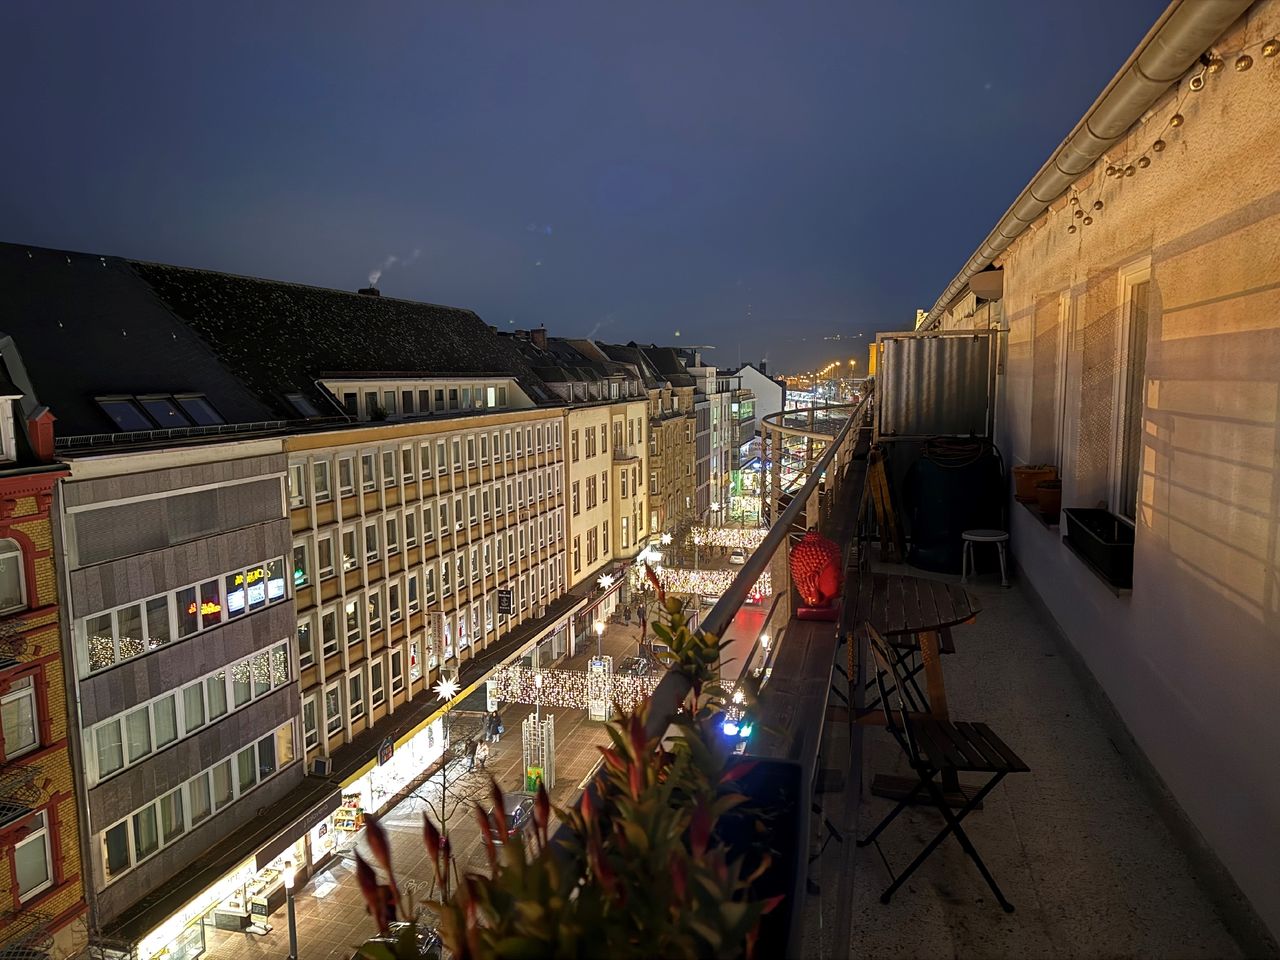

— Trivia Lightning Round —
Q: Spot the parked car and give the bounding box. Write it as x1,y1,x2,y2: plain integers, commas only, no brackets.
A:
361,920,443,959
619,656,650,677
488,793,535,844
729,548,747,565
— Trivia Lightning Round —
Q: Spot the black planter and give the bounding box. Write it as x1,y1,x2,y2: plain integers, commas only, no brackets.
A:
1062,508,1134,588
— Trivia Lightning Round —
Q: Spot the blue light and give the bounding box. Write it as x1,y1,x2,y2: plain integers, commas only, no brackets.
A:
721,720,740,737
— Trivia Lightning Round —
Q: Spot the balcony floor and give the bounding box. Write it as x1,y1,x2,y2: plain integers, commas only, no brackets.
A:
812,566,1255,959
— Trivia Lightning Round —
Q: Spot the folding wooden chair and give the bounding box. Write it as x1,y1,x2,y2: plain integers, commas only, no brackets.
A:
857,623,1028,912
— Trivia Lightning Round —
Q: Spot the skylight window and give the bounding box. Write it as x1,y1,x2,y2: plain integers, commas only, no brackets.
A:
97,398,153,432
139,396,191,427
96,394,224,432
175,395,224,425
285,393,322,419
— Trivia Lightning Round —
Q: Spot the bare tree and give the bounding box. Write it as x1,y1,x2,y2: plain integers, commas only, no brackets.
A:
407,713,488,899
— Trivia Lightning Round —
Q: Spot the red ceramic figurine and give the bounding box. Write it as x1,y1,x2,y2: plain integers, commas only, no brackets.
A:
790,530,843,620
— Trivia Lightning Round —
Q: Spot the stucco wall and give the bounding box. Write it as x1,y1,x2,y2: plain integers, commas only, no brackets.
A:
994,5,1280,936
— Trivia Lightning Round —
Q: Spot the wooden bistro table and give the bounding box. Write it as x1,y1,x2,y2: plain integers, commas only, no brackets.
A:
851,572,981,805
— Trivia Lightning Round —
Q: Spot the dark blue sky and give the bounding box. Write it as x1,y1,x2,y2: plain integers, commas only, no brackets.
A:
1,1,1165,371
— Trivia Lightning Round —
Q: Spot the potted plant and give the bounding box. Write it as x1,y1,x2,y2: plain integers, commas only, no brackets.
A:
1034,479,1061,523
1013,464,1057,502
352,565,783,959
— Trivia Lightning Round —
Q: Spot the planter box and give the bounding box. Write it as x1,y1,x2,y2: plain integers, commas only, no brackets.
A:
1062,508,1133,589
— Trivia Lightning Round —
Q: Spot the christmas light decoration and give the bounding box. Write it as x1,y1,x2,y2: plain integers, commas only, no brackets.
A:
434,675,461,702
686,526,769,549
649,566,772,601
490,665,660,714
597,573,616,590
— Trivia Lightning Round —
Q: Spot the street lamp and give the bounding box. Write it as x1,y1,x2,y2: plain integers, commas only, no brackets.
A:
593,620,605,657
283,860,298,960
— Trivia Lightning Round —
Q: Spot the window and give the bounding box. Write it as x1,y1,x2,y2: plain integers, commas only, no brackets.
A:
133,805,159,862
207,672,228,720
104,821,130,879
182,683,205,732
212,759,234,809
303,695,319,750
408,574,420,613
236,746,257,791
348,672,365,722
405,510,417,547
1116,276,1151,521
467,436,476,466
382,450,396,487
318,533,336,579
573,536,580,573
367,591,383,634
371,660,386,708
175,395,223,425
601,424,608,453
391,649,404,694
1,675,37,760
321,610,339,658
293,542,310,588
153,695,178,748
572,482,580,516
276,725,295,768
361,453,377,491
364,522,380,562
15,811,52,900
96,397,153,432
313,461,331,502
389,582,402,623
288,464,308,508
159,788,185,844
189,773,212,827
297,617,315,669
602,472,609,502
386,517,400,555
342,529,359,571
257,733,277,780
338,457,355,495
96,721,124,778
284,392,321,419
345,600,361,645
436,440,447,475
401,447,415,482
325,682,343,735
402,390,415,415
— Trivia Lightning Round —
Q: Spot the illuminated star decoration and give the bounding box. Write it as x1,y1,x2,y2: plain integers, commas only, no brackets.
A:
597,573,616,590
660,533,673,546
433,675,461,702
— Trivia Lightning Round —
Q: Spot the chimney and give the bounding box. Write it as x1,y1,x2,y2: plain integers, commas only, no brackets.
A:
758,359,767,375
530,325,547,350
27,406,56,462
357,286,381,297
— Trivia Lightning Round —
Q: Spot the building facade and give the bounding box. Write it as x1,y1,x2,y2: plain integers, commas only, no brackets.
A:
0,453,86,960
919,0,1280,939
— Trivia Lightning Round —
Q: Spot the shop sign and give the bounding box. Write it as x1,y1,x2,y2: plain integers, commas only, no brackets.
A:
138,857,256,960
378,736,395,765
497,588,513,615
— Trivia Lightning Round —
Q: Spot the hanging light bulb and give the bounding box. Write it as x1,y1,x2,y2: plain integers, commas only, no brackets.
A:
1105,165,1117,177
1170,113,1185,128
1074,209,1084,219
1093,200,1104,210
1153,139,1167,153
1262,38,1279,58
1206,56,1225,74
1124,165,1136,177
1083,216,1093,225
1067,224,1077,234
1138,156,1151,168
1069,196,1079,206
1235,54,1253,71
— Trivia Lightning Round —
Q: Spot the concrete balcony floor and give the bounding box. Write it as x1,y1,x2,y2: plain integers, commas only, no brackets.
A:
810,565,1263,960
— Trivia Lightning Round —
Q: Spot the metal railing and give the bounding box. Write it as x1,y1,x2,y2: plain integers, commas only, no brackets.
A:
54,416,351,451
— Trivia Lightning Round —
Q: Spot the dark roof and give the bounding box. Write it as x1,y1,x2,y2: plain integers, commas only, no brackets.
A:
0,243,279,436
638,345,695,387
131,260,556,411
0,241,558,442
596,342,665,389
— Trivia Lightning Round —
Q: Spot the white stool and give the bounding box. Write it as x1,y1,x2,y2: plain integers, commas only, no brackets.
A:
961,529,1009,587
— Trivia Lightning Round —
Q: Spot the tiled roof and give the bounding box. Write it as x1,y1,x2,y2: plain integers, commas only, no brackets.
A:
131,261,557,412
0,243,280,436
639,345,696,387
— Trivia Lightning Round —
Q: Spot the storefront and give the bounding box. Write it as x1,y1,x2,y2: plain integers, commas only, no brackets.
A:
132,857,258,960
324,715,447,855
570,565,626,654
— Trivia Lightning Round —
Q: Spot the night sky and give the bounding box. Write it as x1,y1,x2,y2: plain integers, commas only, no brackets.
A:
1,1,1166,371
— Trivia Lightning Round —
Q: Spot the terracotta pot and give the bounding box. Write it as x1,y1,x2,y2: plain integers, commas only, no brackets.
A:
1035,479,1062,523
1014,465,1057,502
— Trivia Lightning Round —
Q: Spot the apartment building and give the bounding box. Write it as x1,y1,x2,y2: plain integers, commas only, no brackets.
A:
600,345,696,539
916,0,1280,938
0,242,576,960
0,395,86,959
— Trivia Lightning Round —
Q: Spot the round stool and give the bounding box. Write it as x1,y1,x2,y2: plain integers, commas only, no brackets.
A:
961,529,1009,587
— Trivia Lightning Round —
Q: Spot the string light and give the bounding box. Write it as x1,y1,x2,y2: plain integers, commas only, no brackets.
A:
649,566,772,601
490,665,660,713
686,526,769,549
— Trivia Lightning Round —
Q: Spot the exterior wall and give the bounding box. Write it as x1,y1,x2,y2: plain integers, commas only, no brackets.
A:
607,400,649,557
285,408,567,771
645,385,696,538
566,406,614,586
735,366,784,436
0,468,87,959
55,442,297,925
693,398,711,521
986,7,1280,935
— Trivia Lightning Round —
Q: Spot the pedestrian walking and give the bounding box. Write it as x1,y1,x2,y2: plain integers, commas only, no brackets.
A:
476,741,490,771
488,709,503,742
466,738,478,771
